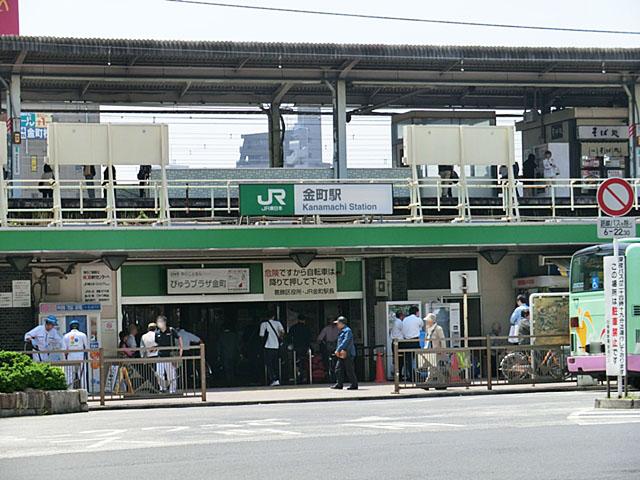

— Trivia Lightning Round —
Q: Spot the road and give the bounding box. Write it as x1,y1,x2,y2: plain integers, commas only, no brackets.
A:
1,391,639,479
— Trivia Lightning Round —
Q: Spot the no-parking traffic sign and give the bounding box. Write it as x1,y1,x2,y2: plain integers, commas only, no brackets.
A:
597,178,634,217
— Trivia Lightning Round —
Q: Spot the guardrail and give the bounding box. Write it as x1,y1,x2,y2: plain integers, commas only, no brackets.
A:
393,335,572,393
1,176,638,227
22,345,207,405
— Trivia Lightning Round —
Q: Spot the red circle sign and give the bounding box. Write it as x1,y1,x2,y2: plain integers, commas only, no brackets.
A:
597,178,634,217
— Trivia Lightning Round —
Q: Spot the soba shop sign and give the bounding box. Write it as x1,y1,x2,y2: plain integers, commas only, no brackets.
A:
263,261,338,301
240,183,393,216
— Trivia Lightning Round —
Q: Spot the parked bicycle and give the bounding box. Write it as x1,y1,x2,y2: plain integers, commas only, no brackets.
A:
500,348,568,382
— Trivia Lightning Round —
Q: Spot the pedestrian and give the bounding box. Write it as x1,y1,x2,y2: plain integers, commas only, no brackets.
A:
118,331,135,358
176,326,201,353
542,150,560,195
217,322,240,386
137,165,151,198
102,165,116,199
288,314,312,382
140,323,158,358
523,153,537,197
24,315,63,362
317,318,339,382
155,316,183,393
425,313,446,349
83,164,96,199
259,311,284,386
331,316,358,390
400,306,424,381
126,324,139,357
438,165,454,198
390,310,405,378
62,320,89,389
39,164,54,199
508,294,529,344
423,313,447,384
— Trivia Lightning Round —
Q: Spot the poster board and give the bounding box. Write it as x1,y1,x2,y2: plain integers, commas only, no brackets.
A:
529,292,569,346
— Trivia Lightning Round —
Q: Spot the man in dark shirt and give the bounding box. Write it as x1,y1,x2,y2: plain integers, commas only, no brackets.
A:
154,316,183,393
288,315,312,383
523,153,537,197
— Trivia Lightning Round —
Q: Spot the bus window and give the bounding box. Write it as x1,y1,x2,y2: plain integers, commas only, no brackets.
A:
570,253,605,293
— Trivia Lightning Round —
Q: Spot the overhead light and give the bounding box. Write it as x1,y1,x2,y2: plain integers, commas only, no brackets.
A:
101,254,128,271
6,255,33,272
289,251,317,268
479,249,507,265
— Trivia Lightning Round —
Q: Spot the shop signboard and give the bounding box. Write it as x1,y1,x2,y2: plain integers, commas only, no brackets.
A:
263,260,337,301
20,113,50,140
240,183,393,216
604,255,626,377
81,265,113,305
577,126,628,140
167,268,250,295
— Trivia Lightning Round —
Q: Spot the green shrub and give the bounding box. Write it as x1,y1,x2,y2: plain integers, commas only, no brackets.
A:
0,351,67,393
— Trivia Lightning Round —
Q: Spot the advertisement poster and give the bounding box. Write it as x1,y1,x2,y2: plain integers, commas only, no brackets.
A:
81,265,113,305
263,261,337,301
530,293,569,346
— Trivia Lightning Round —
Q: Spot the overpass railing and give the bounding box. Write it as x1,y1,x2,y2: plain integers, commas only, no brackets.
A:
0,176,637,227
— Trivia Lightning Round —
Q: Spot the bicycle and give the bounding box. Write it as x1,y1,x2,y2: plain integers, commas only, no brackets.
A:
500,347,567,382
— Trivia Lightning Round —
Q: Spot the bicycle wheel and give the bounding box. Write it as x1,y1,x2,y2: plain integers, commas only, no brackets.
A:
542,351,568,381
500,352,531,381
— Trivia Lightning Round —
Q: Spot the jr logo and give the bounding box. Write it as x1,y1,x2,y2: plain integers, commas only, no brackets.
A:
257,188,286,206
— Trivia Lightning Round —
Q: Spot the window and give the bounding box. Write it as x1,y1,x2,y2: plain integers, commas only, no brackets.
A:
570,253,605,293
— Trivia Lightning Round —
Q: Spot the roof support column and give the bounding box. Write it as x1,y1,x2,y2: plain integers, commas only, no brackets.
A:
9,74,21,186
332,79,347,179
625,82,639,178
268,105,284,168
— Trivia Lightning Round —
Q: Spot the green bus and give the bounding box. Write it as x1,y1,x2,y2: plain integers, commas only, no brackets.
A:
568,239,640,387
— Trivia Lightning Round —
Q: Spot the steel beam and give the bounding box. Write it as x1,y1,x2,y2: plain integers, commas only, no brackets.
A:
333,79,347,178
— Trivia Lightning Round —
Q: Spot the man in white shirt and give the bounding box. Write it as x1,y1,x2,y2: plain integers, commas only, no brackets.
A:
140,323,158,358
390,310,405,378
400,306,424,381
176,327,201,353
62,320,89,389
259,313,284,386
24,315,63,362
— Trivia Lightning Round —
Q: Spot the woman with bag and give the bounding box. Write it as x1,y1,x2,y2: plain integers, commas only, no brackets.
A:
259,312,285,386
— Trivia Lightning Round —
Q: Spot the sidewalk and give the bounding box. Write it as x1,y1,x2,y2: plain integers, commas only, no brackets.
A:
89,381,597,411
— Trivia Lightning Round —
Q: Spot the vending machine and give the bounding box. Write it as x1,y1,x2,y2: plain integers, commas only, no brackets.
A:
38,303,102,393
425,302,461,347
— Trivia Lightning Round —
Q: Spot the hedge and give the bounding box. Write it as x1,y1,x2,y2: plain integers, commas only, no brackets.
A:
0,351,67,393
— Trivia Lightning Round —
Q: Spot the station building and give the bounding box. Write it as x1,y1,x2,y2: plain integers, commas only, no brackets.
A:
0,37,638,383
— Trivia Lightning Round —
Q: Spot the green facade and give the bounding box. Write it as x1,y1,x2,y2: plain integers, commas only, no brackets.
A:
0,222,623,253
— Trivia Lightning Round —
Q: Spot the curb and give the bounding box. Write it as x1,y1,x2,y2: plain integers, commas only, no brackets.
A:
89,384,602,411
595,397,639,409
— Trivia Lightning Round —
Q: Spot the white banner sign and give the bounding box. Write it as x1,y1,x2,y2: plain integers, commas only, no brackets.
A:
604,255,626,377
0,292,12,308
81,265,113,305
167,268,250,294
598,217,635,239
578,125,628,140
293,184,393,215
263,260,338,301
12,280,31,308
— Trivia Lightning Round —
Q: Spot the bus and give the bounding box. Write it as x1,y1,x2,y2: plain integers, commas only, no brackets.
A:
567,239,640,387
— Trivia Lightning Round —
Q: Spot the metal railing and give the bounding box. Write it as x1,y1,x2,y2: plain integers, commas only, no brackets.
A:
1,176,638,227
22,345,207,405
393,335,572,393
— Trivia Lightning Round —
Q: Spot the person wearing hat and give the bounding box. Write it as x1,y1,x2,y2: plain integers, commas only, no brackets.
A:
63,320,89,389
331,316,358,390
24,315,63,362
141,322,159,358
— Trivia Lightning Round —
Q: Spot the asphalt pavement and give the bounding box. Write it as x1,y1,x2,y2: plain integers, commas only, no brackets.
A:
1,391,639,480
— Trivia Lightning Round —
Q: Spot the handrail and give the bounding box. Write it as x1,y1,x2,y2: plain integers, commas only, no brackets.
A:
0,176,636,227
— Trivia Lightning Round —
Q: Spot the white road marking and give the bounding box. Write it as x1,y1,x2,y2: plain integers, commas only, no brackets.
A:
568,408,640,425
141,426,189,432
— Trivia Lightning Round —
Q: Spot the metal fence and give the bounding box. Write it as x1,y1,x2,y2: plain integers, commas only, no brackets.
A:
22,345,207,405
393,335,572,393
1,176,639,227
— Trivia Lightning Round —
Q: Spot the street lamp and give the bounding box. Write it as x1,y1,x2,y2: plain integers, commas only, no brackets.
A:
101,254,128,271
479,249,508,265
289,251,317,268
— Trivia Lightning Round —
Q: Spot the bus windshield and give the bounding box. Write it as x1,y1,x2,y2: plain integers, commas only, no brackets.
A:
570,252,605,293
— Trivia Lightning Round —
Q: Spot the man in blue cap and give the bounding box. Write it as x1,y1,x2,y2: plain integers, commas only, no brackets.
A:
63,320,89,389
24,315,63,362
331,316,358,390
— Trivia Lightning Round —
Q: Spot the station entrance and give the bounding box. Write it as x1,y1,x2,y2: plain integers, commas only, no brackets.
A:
122,299,363,387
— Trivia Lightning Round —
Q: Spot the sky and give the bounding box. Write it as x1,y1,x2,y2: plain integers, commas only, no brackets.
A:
19,0,640,47
15,0,640,173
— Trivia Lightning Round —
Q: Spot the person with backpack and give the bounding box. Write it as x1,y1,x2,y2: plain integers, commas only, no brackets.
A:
155,315,183,393
259,311,284,386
